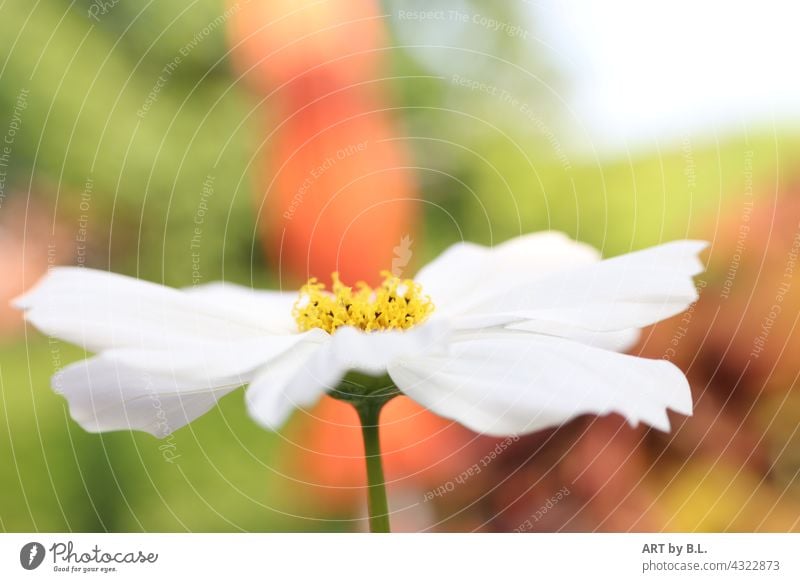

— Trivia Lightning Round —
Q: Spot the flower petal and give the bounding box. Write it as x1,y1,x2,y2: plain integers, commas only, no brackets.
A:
246,322,449,429
388,331,692,436
100,330,327,380
415,232,600,318
54,356,243,437
245,341,329,430
14,267,297,353
452,240,708,333
451,322,641,353
184,281,298,335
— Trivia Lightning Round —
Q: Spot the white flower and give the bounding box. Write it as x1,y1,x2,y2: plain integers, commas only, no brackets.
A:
13,232,706,437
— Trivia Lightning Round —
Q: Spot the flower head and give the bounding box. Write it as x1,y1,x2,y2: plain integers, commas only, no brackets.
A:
13,232,707,437
293,271,434,333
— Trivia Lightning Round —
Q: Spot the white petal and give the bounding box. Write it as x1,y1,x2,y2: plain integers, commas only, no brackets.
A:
185,281,298,334
556,327,641,353
492,231,601,268
415,232,600,317
388,332,692,437
245,322,449,430
54,356,242,437
454,324,642,354
14,267,297,353
245,341,329,430
307,322,450,376
453,240,708,333
101,329,327,380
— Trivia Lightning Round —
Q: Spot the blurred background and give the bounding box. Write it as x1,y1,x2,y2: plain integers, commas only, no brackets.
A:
1,0,799,532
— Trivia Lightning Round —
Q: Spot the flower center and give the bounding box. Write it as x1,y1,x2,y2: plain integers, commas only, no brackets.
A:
293,271,435,333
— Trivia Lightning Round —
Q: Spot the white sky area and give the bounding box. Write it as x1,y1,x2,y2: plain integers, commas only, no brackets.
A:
530,0,800,155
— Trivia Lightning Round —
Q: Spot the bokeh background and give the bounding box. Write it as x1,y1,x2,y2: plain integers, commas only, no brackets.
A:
1,0,800,532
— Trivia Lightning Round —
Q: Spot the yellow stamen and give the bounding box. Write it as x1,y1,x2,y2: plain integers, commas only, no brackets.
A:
293,271,435,333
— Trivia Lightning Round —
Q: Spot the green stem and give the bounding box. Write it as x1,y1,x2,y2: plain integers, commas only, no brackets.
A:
356,402,391,533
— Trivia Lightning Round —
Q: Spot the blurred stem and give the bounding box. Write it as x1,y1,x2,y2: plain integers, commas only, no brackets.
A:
356,401,391,533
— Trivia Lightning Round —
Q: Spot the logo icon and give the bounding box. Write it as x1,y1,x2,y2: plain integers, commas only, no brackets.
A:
20,542,45,570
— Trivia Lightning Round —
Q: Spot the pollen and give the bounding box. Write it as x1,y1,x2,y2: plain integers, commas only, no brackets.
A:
293,271,435,334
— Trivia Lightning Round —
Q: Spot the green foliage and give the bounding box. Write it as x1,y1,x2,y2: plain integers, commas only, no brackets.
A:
0,337,321,531
0,0,260,286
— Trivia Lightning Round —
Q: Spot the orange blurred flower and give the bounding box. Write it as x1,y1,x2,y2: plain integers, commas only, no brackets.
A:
227,0,479,525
